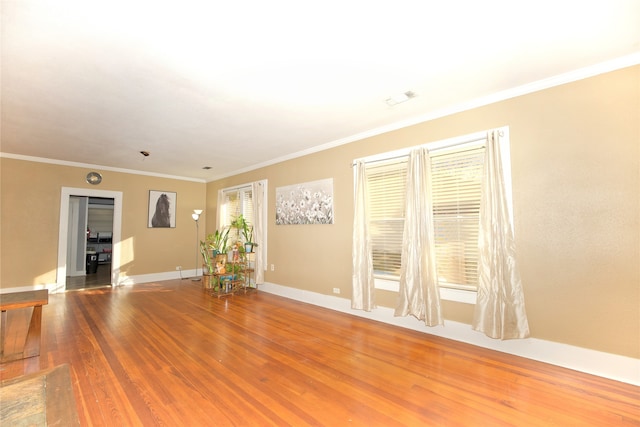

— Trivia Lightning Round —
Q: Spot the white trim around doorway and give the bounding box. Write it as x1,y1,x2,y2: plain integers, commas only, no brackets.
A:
56,187,123,293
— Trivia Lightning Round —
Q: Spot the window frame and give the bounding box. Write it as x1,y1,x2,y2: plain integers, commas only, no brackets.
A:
353,127,513,303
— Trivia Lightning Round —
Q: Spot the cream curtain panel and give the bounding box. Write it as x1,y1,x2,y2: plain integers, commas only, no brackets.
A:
216,188,225,230
473,131,530,339
351,161,375,311
251,181,266,284
395,148,443,326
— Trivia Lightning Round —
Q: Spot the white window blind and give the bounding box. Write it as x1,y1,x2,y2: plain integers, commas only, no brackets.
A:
243,190,254,227
221,186,254,233
366,159,407,278
222,191,240,227
431,143,485,289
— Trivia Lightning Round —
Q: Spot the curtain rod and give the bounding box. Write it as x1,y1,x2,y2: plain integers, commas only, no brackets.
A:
351,134,494,168
352,154,409,167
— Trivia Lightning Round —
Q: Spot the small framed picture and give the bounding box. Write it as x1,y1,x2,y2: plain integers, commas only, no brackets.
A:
148,190,177,228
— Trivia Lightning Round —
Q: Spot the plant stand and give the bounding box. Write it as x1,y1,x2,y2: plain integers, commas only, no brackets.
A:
205,252,256,298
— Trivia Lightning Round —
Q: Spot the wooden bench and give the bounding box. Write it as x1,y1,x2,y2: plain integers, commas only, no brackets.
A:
0,290,49,363
1,364,80,425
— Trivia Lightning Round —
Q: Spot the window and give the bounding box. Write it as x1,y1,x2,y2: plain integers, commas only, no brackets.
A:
218,180,268,280
220,185,254,236
359,128,511,294
431,143,484,290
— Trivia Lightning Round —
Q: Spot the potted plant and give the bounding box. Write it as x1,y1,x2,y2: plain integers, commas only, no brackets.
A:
229,214,257,253
199,240,215,289
199,241,214,275
210,228,229,255
241,222,256,253
229,214,246,244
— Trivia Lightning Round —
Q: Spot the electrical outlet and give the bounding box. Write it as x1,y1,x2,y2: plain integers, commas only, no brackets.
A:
270,264,275,271
176,266,182,271
332,288,340,294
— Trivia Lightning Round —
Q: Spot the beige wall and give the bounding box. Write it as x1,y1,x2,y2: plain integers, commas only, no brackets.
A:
0,160,206,286
208,65,639,359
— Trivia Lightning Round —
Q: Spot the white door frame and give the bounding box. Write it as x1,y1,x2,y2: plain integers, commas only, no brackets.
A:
56,187,123,293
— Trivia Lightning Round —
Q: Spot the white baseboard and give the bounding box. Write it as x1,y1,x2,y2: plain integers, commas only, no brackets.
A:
0,269,199,294
259,282,640,386
115,269,198,286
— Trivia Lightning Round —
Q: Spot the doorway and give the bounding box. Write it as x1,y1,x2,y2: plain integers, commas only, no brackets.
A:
66,196,115,290
56,187,123,293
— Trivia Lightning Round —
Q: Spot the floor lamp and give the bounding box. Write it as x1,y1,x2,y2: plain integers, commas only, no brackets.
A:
191,209,203,281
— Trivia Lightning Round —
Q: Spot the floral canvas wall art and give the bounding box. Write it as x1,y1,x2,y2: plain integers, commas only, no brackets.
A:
276,178,334,225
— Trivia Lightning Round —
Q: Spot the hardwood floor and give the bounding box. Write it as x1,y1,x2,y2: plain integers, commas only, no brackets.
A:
1,280,638,426
65,263,112,291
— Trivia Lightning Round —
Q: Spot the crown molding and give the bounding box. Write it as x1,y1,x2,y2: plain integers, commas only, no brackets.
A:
0,152,206,183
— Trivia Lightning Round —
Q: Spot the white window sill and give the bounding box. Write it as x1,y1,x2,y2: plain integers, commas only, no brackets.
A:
374,278,477,305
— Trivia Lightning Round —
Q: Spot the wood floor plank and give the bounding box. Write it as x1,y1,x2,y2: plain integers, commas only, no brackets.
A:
1,280,638,426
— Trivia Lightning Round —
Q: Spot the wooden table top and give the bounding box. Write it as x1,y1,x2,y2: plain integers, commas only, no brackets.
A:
0,290,49,310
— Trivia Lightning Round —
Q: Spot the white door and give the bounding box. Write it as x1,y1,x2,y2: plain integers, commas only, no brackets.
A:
66,196,89,277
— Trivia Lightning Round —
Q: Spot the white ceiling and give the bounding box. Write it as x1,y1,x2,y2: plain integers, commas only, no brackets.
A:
2,0,639,181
